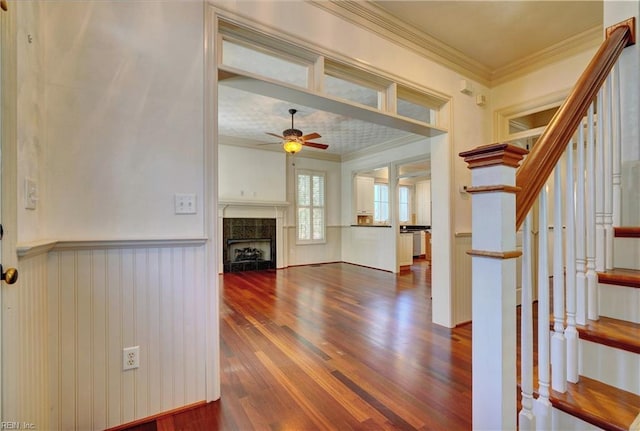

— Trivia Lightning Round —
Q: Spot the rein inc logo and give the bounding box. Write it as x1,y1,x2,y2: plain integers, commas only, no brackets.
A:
1,423,36,430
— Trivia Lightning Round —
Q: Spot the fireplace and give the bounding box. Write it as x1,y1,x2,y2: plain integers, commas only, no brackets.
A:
223,218,276,272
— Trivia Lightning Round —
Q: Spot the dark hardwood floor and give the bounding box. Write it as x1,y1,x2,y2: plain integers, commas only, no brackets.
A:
124,260,474,430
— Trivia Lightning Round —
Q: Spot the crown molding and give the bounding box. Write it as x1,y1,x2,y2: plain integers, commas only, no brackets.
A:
491,25,602,85
310,1,603,88
310,0,492,86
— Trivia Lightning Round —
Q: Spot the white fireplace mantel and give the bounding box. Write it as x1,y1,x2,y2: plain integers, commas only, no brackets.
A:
219,199,289,207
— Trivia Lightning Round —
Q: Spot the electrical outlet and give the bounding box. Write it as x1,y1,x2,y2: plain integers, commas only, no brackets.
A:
123,346,140,371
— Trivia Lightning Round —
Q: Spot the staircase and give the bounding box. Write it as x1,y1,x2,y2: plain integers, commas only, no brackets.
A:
549,226,640,430
460,17,640,431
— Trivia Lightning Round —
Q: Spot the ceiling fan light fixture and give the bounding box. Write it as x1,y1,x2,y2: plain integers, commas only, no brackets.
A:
283,138,303,154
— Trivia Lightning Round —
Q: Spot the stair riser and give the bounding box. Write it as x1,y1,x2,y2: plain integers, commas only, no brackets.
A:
598,283,640,323
579,339,640,395
551,408,602,431
613,237,640,270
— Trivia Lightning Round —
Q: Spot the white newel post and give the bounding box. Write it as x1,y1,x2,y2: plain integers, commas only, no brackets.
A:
460,143,528,431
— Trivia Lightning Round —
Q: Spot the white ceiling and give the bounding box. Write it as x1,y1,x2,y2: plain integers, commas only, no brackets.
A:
371,1,603,72
218,1,603,158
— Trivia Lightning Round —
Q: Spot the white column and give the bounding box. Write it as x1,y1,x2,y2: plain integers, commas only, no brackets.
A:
460,143,528,431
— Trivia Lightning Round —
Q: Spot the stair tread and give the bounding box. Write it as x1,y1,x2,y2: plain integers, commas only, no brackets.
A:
614,226,640,238
576,316,640,354
598,268,640,288
550,376,640,431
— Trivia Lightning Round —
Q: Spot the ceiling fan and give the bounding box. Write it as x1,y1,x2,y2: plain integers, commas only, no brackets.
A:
265,109,329,154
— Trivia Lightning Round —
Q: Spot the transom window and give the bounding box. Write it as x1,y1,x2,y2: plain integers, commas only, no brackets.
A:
217,19,447,129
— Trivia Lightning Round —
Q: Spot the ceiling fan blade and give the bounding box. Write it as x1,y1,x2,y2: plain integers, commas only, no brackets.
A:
301,132,321,141
302,142,329,150
265,132,285,139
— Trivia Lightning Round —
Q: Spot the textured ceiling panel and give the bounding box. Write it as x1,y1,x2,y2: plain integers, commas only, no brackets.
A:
218,85,414,155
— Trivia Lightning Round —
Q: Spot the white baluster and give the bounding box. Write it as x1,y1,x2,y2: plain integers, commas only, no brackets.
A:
604,76,614,270
612,65,622,226
586,103,599,321
576,120,587,326
519,212,535,430
565,137,579,383
535,187,552,429
596,88,605,272
552,162,567,392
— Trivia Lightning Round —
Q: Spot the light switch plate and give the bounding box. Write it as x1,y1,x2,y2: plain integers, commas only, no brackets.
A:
25,178,37,210
175,193,197,214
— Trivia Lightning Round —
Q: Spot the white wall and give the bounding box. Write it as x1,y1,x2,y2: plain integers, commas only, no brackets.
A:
12,1,213,428
219,144,286,202
17,0,45,243
42,1,205,240
605,1,640,163
605,1,640,225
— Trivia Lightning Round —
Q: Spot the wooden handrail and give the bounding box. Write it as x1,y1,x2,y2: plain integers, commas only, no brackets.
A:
515,18,635,230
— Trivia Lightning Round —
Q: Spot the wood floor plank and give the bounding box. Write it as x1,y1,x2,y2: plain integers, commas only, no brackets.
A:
121,261,475,430
215,262,474,429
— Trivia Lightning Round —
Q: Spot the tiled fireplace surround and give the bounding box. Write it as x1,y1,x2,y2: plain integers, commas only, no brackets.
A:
218,201,287,273
222,218,276,272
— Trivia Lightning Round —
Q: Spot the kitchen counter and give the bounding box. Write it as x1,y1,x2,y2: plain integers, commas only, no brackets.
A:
351,224,392,227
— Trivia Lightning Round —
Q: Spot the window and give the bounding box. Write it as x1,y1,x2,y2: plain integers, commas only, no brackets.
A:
399,186,410,223
221,40,309,88
374,183,389,224
297,170,325,242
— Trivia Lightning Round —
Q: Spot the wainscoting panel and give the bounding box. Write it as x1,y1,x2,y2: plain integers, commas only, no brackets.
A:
454,234,472,325
286,226,342,266
3,252,50,429
48,244,207,430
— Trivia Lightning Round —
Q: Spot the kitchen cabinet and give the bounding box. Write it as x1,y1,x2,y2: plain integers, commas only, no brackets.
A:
424,231,431,262
398,232,413,268
356,176,374,216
